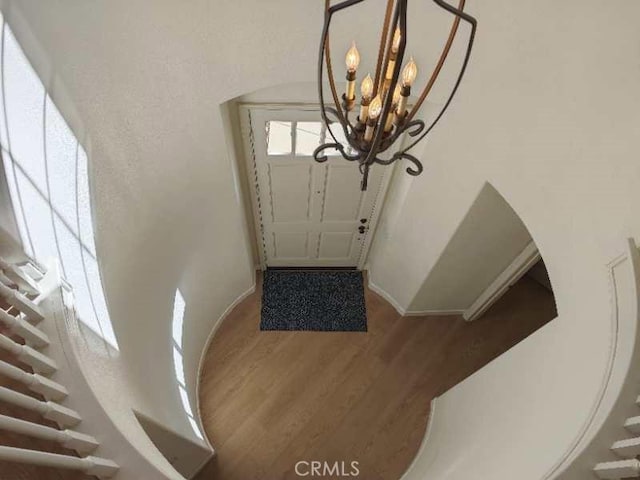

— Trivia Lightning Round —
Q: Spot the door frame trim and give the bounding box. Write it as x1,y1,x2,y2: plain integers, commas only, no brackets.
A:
463,241,541,322
238,103,395,271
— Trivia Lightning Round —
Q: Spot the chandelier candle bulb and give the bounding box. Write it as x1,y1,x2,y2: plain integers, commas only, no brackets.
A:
393,84,401,104
384,110,395,132
315,0,477,190
386,86,402,132
396,59,417,121
345,42,360,108
364,119,375,142
368,95,382,120
346,70,356,108
401,57,418,87
359,99,370,124
365,95,382,142
396,84,411,120
359,74,374,123
391,27,402,54
385,27,402,81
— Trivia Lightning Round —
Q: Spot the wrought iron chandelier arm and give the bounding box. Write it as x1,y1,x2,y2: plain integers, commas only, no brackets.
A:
324,106,354,139
362,151,423,177
322,106,363,158
393,152,424,175
326,0,364,14
313,142,362,163
404,0,464,125
361,0,407,168
319,0,364,144
374,0,396,94
315,0,477,190
400,0,477,155
370,156,395,166
318,7,334,142
314,107,360,163
382,118,426,149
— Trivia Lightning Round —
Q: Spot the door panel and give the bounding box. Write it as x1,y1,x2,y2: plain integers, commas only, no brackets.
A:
322,165,364,222
268,163,313,223
273,232,310,259
246,107,388,268
318,232,355,259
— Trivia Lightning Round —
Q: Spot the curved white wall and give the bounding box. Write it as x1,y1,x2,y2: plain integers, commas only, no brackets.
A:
369,1,640,478
0,0,461,450
407,182,534,313
2,0,639,478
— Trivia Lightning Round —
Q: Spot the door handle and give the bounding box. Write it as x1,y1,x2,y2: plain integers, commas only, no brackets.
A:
358,225,366,234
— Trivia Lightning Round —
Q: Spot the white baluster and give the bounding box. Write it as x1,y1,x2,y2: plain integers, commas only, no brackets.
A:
624,415,640,434
0,258,40,295
0,282,44,323
594,459,640,479
0,386,80,427
0,446,118,478
0,309,49,347
612,436,640,458
17,261,45,282
0,360,67,400
0,271,15,288
0,414,98,454
0,333,57,374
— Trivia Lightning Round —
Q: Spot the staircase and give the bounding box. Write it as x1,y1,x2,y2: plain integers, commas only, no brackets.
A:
0,256,119,478
593,240,640,479
594,397,640,479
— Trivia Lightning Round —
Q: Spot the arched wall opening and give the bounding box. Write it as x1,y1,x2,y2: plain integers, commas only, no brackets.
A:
408,181,557,323
0,0,636,478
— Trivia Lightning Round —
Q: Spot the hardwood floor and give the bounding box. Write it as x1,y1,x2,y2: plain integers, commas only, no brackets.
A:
196,274,557,480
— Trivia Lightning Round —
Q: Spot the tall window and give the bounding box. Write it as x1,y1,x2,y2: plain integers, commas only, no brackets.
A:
171,289,204,440
0,17,118,350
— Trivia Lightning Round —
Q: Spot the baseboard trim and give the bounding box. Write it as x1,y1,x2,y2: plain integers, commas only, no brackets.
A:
463,241,540,322
400,397,438,479
404,309,465,317
194,281,256,452
367,278,407,316
368,278,465,318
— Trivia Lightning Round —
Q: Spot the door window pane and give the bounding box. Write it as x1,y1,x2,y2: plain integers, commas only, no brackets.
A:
325,125,354,156
266,121,291,155
295,122,323,156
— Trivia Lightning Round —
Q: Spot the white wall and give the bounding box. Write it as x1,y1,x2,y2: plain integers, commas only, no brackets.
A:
403,244,639,480
407,182,533,312
0,4,211,474
2,0,639,478
368,1,640,478
0,0,458,451
134,410,212,479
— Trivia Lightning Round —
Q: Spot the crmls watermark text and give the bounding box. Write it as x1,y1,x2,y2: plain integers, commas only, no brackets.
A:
294,461,360,477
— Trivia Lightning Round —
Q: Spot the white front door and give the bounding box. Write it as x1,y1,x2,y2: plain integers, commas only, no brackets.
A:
243,106,388,268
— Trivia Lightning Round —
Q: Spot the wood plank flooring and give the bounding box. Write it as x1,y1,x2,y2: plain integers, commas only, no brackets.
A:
196,274,557,480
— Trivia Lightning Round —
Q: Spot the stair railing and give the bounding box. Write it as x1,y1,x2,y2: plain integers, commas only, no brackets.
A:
0,256,119,478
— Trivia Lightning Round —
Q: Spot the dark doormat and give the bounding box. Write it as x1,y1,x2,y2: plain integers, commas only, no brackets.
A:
260,269,367,332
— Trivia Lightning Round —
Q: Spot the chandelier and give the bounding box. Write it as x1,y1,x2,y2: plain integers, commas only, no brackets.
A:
314,0,477,190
